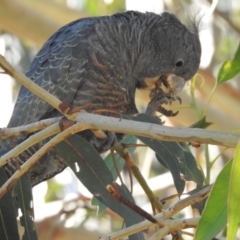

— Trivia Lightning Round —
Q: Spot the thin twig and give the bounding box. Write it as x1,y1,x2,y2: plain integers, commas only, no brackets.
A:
0,55,68,116
0,121,90,198
0,123,61,168
0,55,108,142
206,0,240,35
148,217,200,240
115,145,163,213
99,185,212,240
0,117,61,139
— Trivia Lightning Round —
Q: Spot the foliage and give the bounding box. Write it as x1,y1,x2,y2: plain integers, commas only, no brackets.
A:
217,43,240,85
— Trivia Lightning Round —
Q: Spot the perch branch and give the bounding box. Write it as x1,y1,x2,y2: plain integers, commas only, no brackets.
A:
0,110,239,170
74,112,240,148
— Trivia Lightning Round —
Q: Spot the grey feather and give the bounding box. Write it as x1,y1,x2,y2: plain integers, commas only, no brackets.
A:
0,11,201,186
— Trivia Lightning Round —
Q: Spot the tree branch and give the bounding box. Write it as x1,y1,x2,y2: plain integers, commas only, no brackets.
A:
148,217,199,240
0,110,239,173
99,185,212,239
0,122,61,169
0,55,67,115
74,112,240,148
0,117,61,139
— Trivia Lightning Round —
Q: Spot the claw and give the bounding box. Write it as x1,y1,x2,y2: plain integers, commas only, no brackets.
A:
176,95,182,104
156,105,179,117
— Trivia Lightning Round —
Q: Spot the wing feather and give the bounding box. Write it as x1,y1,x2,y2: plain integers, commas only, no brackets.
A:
7,19,96,128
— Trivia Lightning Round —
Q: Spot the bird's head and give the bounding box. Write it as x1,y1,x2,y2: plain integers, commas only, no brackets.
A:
134,12,201,94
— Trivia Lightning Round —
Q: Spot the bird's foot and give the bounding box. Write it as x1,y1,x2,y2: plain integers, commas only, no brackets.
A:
146,93,182,117
88,131,118,153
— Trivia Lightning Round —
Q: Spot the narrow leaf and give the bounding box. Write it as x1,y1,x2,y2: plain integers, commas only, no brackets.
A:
127,114,185,195
0,168,20,240
92,135,137,215
228,141,240,240
190,116,212,129
195,160,232,240
181,144,203,187
15,174,37,240
217,43,240,85
56,135,144,226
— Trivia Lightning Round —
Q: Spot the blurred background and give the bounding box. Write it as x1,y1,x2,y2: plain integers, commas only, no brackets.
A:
0,0,239,239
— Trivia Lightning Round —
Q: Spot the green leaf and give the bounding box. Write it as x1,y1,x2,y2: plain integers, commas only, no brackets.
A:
15,174,38,240
217,43,240,85
128,114,185,195
0,168,20,240
56,135,144,227
228,141,240,240
195,160,232,240
190,116,212,129
181,144,203,187
92,135,137,215
120,184,145,240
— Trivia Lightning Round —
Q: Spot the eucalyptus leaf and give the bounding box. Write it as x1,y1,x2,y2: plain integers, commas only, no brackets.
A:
190,116,212,129
195,160,232,240
127,113,185,195
181,144,203,187
217,43,240,85
15,174,38,240
228,141,240,240
0,168,20,240
92,135,137,215
56,135,144,227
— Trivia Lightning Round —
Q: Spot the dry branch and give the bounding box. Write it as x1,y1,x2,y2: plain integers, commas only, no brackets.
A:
0,123,61,168
0,55,67,115
99,185,212,239
148,217,199,240
0,117,61,139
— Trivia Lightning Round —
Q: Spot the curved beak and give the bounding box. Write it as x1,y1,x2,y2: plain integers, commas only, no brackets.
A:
164,74,186,93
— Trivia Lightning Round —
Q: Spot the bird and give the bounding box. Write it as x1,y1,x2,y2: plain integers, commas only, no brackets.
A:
0,11,201,186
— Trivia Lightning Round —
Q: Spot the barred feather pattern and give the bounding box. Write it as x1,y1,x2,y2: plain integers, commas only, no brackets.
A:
0,11,201,186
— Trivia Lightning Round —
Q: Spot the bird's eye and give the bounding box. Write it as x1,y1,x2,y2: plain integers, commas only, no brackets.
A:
175,60,184,67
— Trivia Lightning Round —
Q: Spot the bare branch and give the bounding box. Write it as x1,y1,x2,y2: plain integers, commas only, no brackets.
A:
0,55,68,115
0,117,61,139
0,123,61,168
0,55,107,141
99,185,212,239
74,112,240,148
0,121,90,197
206,0,240,35
148,217,199,240
0,110,239,171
